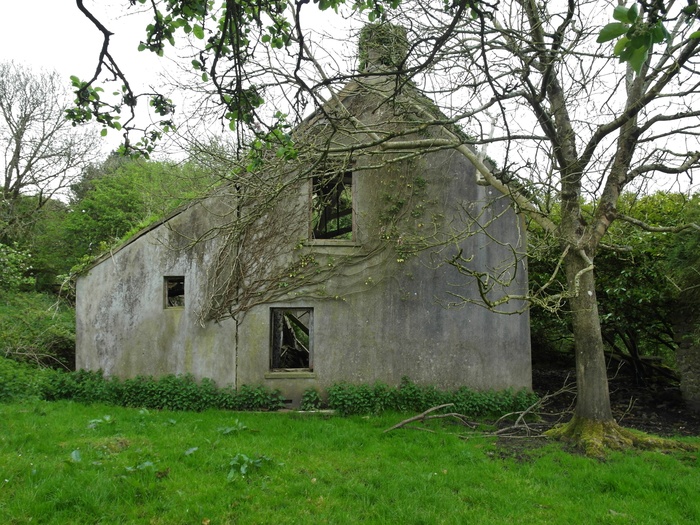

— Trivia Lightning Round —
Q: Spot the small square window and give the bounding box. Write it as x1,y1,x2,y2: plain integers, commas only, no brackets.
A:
312,170,353,240
164,276,185,308
270,308,313,371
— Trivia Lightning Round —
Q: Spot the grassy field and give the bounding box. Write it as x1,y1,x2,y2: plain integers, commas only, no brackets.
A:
1,400,699,524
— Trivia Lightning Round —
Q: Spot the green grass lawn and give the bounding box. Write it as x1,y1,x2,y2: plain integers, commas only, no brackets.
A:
1,401,699,524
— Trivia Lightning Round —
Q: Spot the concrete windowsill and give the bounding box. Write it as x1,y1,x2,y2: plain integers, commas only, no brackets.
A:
305,239,358,247
303,242,364,257
265,371,317,379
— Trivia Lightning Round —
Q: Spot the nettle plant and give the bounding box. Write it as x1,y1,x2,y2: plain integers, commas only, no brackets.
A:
325,377,537,417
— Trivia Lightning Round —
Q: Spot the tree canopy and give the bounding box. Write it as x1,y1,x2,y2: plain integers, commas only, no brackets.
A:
1,61,100,241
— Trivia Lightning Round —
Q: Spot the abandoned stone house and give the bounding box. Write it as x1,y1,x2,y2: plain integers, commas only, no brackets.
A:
75,26,532,406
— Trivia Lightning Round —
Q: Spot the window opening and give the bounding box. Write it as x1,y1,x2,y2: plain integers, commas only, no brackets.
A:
165,276,185,308
312,170,353,240
270,308,312,370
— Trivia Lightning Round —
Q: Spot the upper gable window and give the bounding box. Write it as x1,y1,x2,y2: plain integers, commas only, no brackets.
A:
164,276,185,308
311,169,353,240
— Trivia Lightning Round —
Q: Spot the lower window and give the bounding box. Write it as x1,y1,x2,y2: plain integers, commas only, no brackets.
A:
270,308,313,371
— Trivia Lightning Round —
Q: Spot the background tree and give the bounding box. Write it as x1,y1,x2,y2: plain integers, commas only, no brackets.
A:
0,61,100,242
63,155,216,261
530,192,700,383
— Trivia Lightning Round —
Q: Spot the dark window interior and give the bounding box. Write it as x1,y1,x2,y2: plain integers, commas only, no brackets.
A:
270,308,312,370
165,276,185,308
312,170,353,240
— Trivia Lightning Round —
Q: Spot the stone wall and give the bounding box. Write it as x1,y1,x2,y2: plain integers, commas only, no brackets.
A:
675,305,700,411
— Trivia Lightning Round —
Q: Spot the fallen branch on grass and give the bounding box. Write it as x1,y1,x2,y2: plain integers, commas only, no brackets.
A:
385,379,579,439
384,404,479,433
492,378,576,438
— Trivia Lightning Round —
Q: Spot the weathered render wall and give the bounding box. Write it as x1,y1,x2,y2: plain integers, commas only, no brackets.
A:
76,196,239,386
236,143,531,403
675,305,700,411
77,75,531,405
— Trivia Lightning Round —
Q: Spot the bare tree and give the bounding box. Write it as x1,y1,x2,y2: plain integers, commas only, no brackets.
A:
372,0,700,454
0,61,100,239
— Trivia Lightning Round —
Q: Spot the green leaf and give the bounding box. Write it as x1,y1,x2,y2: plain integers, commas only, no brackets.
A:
628,4,639,23
618,44,634,62
613,36,629,56
100,128,108,137
683,4,698,16
651,23,667,44
613,5,631,23
691,31,700,39
628,45,649,73
193,24,205,39
598,23,629,43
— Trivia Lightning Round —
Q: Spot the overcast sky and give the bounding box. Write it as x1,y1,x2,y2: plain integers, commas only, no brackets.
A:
0,1,162,88
0,1,191,157
0,1,358,156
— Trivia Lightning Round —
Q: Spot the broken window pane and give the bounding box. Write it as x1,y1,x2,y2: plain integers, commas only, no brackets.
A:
165,276,185,308
312,170,353,240
270,308,312,370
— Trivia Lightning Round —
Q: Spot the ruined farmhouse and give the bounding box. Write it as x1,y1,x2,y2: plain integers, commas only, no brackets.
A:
76,25,531,406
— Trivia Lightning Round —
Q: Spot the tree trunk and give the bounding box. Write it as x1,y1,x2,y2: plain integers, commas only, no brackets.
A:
544,249,685,455
565,250,613,422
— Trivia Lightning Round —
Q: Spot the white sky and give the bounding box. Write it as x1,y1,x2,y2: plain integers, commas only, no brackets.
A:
0,1,161,89
0,1,358,157
0,1,172,156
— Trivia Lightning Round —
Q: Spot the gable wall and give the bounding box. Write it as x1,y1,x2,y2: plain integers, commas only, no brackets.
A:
76,84,531,404
76,195,239,386
235,144,531,402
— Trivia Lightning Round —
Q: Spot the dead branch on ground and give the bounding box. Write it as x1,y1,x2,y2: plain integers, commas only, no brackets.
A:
383,404,479,433
385,378,579,439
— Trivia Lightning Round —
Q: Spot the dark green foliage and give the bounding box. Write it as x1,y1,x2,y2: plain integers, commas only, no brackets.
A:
300,387,323,410
0,291,76,370
0,356,47,402
9,198,72,292
36,368,285,412
327,382,383,415
65,157,215,263
9,361,536,418
327,377,537,417
227,384,285,411
41,368,120,404
0,243,35,291
529,192,700,378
